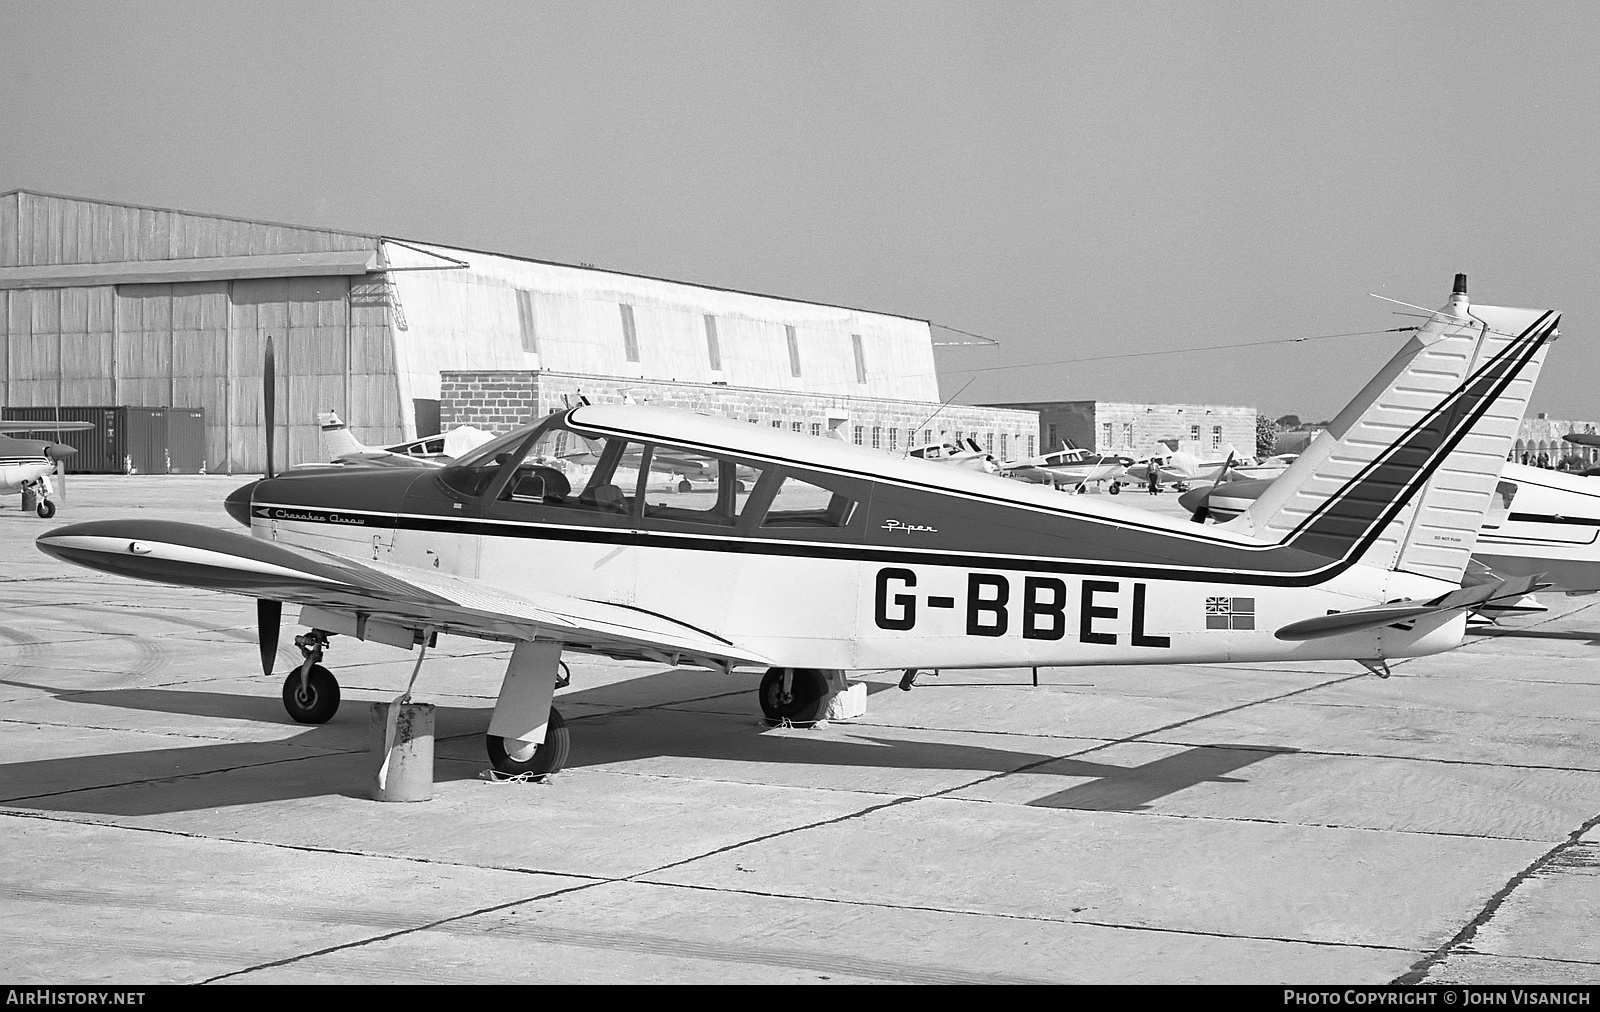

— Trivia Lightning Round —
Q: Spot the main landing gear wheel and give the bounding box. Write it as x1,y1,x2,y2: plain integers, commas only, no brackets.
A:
758,667,829,724
1108,483,1120,495
282,664,340,724
487,707,569,776
677,479,693,493
35,500,55,518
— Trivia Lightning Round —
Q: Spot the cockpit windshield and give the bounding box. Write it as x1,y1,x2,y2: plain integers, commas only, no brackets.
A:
449,420,547,469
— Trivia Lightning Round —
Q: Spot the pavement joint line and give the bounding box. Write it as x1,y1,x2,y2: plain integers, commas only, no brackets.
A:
0,745,365,805
1129,737,1600,775
0,714,365,748
1441,949,1600,968
201,879,621,983
626,877,1425,955
0,807,614,883
1392,807,1600,985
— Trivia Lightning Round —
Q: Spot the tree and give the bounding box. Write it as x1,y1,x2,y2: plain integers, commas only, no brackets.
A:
1256,415,1280,458
1275,414,1301,429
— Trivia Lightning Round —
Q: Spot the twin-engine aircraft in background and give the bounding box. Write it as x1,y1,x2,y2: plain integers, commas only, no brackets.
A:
0,420,92,518
36,277,1561,780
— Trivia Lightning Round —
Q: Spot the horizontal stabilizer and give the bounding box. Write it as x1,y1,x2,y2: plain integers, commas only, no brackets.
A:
1275,573,1545,641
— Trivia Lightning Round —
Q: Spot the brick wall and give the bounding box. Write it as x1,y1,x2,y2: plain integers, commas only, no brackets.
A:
441,370,1043,459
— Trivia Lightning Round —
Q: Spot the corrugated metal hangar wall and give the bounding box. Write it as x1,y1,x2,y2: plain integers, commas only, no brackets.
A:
0,190,1032,474
0,192,397,473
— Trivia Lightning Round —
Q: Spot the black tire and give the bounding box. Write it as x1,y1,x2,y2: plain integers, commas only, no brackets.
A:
281,664,340,724
487,707,569,775
35,500,55,518
1108,483,1120,495
677,479,693,493
758,667,829,723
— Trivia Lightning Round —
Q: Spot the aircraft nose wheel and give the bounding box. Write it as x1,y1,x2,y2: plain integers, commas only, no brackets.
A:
487,707,569,775
758,667,829,723
281,664,340,724
35,499,55,518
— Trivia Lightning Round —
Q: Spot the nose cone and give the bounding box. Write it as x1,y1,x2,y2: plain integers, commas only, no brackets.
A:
45,443,77,462
224,479,260,528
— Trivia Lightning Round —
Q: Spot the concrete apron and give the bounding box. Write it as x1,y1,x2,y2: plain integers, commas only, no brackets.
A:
369,701,435,802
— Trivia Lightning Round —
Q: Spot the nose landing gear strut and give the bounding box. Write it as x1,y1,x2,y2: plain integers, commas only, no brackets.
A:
282,629,341,724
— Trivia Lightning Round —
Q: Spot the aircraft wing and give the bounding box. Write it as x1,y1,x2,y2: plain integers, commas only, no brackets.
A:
1274,574,1545,641
35,519,772,669
0,420,96,433
333,450,443,469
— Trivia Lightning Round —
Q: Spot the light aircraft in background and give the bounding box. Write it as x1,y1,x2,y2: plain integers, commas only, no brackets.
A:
1183,459,1600,595
1000,444,1132,492
34,277,1562,780
906,435,999,474
318,411,494,469
0,420,92,518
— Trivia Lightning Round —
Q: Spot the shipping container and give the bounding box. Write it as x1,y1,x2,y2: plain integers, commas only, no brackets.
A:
1,406,208,474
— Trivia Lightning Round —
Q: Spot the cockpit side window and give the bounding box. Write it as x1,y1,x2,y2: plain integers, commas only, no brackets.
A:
759,472,861,529
507,435,646,517
640,449,761,527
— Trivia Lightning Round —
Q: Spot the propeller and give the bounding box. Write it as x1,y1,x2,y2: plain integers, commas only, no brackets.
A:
258,335,280,676
46,443,73,502
258,599,282,678
264,335,277,479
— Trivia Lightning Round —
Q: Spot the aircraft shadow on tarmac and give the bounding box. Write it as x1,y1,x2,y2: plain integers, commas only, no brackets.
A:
0,671,1294,817
1469,627,1600,646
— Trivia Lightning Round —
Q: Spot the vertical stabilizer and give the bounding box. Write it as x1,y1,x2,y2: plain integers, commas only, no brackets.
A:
1223,276,1558,584
317,410,370,460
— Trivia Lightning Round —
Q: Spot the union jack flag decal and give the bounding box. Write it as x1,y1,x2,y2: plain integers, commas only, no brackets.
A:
1206,597,1255,630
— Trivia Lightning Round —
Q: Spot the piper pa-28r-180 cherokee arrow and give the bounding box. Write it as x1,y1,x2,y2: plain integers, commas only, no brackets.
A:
35,276,1560,777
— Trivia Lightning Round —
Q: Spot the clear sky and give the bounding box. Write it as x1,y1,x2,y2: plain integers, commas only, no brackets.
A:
3,1,1596,421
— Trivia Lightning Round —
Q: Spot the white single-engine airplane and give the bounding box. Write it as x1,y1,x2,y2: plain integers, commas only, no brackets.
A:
0,421,91,518
35,277,1560,779
317,411,494,469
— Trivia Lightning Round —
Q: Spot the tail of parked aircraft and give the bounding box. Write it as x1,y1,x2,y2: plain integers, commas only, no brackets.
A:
1221,275,1559,585
316,411,370,460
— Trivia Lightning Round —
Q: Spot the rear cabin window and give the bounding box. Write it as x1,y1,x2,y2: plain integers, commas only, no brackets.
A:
761,475,859,529
640,453,760,527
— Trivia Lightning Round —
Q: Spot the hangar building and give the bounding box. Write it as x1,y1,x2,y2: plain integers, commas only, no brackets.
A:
986,399,1259,458
0,190,1035,473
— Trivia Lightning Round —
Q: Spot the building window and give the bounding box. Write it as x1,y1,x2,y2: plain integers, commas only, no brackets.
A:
749,417,759,424
704,315,721,371
619,304,639,362
1189,424,1200,443
1047,423,1058,449
1101,422,1112,449
786,325,802,378
985,433,994,453
923,429,932,445
515,289,539,353
888,428,898,451
1212,425,1222,450
811,422,821,437
853,425,864,445
851,333,867,384
872,426,882,449
1122,422,1132,448
791,421,802,433
772,419,783,428
1000,433,1008,458
1027,436,1035,457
